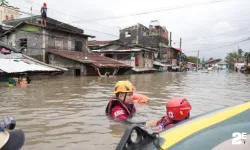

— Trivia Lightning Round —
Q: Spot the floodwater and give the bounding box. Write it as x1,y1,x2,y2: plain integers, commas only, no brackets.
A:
0,70,249,150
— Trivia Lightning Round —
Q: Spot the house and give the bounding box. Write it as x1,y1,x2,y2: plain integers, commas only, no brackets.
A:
217,61,229,70
92,41,158,73
186,62,196,70
1,16,132,76
118,22,187,71
1,15,95,62
47,49,132,76
0,41,67,80
204,59,222,68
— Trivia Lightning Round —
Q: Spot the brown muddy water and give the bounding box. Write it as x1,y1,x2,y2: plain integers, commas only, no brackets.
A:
0,70,249,150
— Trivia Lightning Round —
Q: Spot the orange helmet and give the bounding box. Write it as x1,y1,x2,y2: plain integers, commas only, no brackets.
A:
166,98,192,121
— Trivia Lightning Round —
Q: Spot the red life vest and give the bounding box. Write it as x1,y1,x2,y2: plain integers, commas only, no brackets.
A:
105,97,136,118
156,116,175,129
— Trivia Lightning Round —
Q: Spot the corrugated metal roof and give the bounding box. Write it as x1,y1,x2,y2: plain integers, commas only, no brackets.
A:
92,49,142,52
88,41,113,46
132,68,157,72
47,50,132,68
0,52,23,59
3,21,95,38
0,59,61,73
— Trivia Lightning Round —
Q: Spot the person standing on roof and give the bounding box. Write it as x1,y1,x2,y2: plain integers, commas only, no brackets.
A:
41,2,47,26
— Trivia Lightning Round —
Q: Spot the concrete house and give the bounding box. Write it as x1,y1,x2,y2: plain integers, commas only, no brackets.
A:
92,41,158,73
1,16,95,61
1,16,132,76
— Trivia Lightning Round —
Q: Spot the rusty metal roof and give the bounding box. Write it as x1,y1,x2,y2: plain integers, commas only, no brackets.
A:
92,49,143,53
88,40,113,46
47,50,132,68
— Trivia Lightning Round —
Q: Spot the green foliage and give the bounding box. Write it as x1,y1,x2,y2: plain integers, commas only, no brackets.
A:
187,56,200,63
225,49,245,68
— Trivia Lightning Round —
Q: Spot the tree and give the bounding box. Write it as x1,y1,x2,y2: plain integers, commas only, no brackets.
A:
209,57,213,61
225,52,236,69
187,56,200,63
225,49,245,69
202,57,205,67
0,0,9,5
244,52,250,65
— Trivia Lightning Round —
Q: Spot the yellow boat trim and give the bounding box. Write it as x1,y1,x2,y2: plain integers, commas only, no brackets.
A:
161,102,250,149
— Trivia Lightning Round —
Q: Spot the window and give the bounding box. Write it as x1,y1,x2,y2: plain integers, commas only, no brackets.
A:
75,41,82,51
74,69,81,76
19,38,27,48
125,31,131,37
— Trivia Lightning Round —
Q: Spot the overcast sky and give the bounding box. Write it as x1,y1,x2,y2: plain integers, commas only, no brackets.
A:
7,0,250,60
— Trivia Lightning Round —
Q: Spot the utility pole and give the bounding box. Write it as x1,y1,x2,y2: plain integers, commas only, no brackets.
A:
169,32,172,46
136,23,139,45
180,38,182,49
196,50,199,71
30,7,32,16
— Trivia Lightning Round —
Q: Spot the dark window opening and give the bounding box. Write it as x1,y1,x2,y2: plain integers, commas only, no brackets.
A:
125,31,131,37
20,38,27,48
75,41,82,52
105,54,113,58
75,69,81,76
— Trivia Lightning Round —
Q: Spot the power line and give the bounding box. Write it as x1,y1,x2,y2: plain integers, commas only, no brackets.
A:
184,36,250,53
69,0,229,23
21,0,120,30
82,28,118,37
203,37,250,52
2,5,119,38
172,23,250,43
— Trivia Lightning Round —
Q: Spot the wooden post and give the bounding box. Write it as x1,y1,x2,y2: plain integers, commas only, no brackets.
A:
196,50,199,71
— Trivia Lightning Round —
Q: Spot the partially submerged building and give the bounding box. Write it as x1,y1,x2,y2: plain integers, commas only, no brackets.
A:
1,16,131,76
0,41,67,81
92,41,158,73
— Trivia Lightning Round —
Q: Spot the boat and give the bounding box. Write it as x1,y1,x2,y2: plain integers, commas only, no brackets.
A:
116,102,250,150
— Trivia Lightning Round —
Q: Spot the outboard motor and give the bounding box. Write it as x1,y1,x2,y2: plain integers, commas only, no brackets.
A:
0,116,25,150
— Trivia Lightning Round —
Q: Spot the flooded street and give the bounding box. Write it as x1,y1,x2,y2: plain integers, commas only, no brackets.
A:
0,71,250,150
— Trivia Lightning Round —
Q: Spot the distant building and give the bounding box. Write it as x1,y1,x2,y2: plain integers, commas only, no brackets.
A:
0,0,20,22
